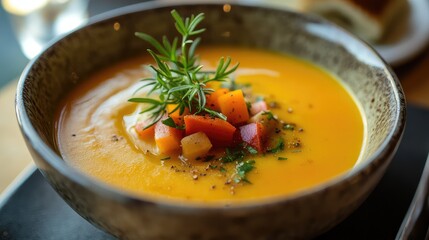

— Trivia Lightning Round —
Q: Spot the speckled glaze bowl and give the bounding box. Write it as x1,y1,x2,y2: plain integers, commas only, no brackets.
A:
16,1,406,239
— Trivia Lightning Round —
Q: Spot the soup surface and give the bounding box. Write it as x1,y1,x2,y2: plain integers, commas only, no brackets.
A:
56,46,364,204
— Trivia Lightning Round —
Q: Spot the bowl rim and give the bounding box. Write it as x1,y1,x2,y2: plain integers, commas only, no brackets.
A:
15,0,406,211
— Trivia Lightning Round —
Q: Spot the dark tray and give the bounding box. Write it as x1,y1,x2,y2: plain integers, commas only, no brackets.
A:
1,104,429,240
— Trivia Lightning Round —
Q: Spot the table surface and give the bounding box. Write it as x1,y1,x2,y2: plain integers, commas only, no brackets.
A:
0,0,428,238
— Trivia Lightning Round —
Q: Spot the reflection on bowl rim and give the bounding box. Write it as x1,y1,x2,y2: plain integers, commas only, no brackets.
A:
15,0,406,210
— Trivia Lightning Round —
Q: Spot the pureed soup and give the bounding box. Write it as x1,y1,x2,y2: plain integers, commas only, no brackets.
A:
55,46,364,204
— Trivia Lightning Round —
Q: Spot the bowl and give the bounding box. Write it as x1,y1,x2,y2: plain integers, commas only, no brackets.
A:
15,1,406,239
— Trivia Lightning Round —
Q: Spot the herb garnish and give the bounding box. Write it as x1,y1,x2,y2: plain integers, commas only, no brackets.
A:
161,117,184,129
246,146,258,155
129,10,238,129
221,144,259,163
262,111,276,120
234,160,256,183
127,9,304,190
267,138,285,153
221,147,245,163
283,123,296,131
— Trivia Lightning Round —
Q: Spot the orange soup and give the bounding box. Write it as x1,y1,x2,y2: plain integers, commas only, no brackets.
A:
55,46,364,204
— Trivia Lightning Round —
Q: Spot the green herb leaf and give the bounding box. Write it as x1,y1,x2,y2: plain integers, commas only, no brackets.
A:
278,157,288,160
234,160,255,183
283,123,296,131
267,138,285,153
161,117,176,127
161,117,184,129
246,146,258,155
262,111,275,120
221,147,245,163
130,10,238,127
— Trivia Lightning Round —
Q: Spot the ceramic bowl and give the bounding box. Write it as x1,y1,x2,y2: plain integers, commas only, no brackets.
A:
16,1,406,239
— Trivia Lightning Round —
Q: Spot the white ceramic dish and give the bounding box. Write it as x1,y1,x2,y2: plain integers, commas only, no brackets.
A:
374,0,429,66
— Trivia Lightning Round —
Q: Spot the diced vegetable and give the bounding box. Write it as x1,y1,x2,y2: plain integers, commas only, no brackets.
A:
218,89,250,125
250,101,268,116
167,104,189,125
181,132,212,160
206,88,229,111
155,119,183,153
239,122,266,152
184,115,236,147
135,120,155,140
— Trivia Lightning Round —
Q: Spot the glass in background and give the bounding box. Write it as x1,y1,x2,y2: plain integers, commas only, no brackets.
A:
1,0,88,59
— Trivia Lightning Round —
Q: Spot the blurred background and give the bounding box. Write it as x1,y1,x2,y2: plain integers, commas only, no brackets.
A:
0,0,153,89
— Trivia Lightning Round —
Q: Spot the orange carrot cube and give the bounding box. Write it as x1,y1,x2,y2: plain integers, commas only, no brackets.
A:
167,104,189,125
206,88,229,111
218,89,250,126
184,115,236,147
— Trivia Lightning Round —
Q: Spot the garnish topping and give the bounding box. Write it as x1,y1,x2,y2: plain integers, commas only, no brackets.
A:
128,9,303,192
129,10,238,129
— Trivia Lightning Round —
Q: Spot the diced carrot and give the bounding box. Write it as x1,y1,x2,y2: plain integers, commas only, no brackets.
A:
250,101,268,116
167,104,189,125
239,122,266,152
155,119,183,153
135,121,155,140
206,88,229,111
184,115,236,147
218,89,250,126
181,132,212,160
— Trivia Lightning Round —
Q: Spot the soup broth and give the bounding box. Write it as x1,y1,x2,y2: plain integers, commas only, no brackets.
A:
56,46,364,204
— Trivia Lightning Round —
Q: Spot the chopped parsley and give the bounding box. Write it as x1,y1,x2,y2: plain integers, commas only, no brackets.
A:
261,111,275,120
234,160,255,184
246,146,258,155
278,157,288,161
221,147,245,163
267,138,285,153
283,123,296,131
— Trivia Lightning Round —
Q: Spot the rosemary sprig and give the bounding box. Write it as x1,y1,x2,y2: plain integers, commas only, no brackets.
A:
129,10,239,129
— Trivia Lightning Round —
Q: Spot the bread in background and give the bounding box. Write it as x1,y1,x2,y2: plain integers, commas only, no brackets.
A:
301,0,408,42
